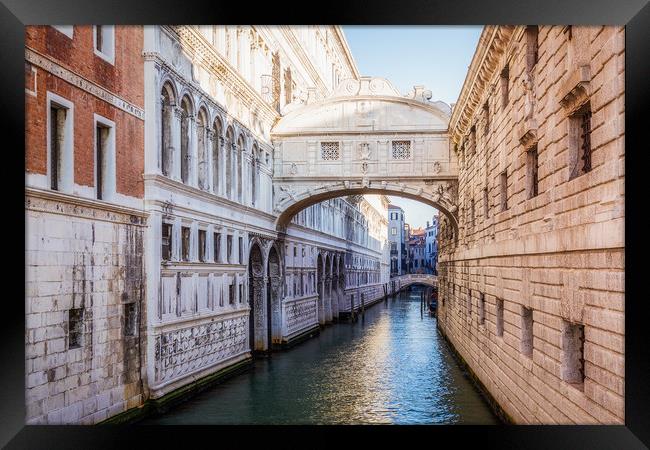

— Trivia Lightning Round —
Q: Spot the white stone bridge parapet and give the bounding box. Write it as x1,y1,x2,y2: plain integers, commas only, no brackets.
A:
270,77,459,234
390,274,438,292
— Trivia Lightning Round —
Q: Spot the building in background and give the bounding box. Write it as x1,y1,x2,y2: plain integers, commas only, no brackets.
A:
387,204,406,276
425,215,439,274
407,226,426,273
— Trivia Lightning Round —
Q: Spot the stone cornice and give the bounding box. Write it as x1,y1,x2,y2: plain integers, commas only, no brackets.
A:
167,26,280,127
25,187,147,222
332,26,361,79
449,25,517,146
26,47,145,121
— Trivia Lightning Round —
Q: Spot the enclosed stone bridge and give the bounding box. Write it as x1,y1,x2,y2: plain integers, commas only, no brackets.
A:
270,77,459,233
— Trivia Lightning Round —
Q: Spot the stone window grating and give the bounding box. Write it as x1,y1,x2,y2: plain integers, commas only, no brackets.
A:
181,226,191,261
496,298,504,336
161,223,172,261
561,320,585,390
391,140,411,159
521,306,533,357
320,142,340,160
569,103,592,180
527,144,539,199
68,308,83,349
198,230,207,262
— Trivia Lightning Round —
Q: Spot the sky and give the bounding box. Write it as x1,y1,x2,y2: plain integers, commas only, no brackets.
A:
343,26,482,229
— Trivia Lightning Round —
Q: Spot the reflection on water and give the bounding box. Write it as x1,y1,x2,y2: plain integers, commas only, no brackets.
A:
142,286,500,425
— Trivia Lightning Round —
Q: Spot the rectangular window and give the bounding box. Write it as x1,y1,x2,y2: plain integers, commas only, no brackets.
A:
483,187,489,218
391,140,411,159
500,65,509,108
227,235,233,263
561,320,585,390
391,227,397,236
320,142,340,160
470,198,475,229
68,308,83,349
161,223,172,261
198,230,207,262
93,114,115,202
238,237,243,264
479,293,485,325
181,226,190,261
214,232,221,262
496,298,504,336
124,303,137,336
569,103,592,180
527,144,539,199
467,290,472,316
500,170,508,211
229,283,235,305
95,124,109,200
239,284,243,304
93,25,115,64
49,102,70,191
525,25,539,73
521,306,533,357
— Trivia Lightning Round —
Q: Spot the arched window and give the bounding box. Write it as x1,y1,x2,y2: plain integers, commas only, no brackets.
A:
197,108,208,190
180,95,193,184
237,134,245,203
212,117,222,194
225,126,234,199
160,83,175,177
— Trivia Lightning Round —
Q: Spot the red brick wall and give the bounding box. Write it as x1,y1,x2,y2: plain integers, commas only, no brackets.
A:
25,25,144,199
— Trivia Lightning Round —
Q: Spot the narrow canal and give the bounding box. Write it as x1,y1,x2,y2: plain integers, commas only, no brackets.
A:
142,286,500,425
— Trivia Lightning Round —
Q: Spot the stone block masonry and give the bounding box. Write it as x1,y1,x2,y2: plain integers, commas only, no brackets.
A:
25,192,146,424
438,25,624,424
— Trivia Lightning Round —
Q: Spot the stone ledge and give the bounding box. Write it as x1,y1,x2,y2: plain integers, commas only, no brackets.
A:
558,65,591,115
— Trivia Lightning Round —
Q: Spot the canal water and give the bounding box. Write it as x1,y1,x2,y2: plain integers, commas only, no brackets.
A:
142,286,500,425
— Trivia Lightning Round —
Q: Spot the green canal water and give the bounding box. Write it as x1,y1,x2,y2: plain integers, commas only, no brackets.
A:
142,286,500,425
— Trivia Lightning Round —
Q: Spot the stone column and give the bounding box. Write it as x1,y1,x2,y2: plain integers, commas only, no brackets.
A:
218,136,225,197
172,107,183,182
251,275,267,351
318,276,325,325
233,230,240,264
205,129,214,192
219,230,227,263
231,142,237,200
270,275,282,345
189,115,198,188
325,276,333,322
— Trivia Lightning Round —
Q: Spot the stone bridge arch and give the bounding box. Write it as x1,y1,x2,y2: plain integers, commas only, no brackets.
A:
271,76,459,235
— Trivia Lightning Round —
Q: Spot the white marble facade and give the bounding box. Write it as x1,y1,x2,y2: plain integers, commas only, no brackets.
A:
142,26,390,399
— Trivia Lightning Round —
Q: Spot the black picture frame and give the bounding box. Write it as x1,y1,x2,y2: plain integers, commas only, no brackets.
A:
2,0,648,447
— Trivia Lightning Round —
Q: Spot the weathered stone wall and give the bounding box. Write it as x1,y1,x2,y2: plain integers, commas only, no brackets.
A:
25,193,146,424
438,25,625,424
24,25,146,425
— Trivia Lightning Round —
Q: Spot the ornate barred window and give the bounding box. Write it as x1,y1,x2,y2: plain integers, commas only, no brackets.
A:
391,140,411,159
321,142,340,160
